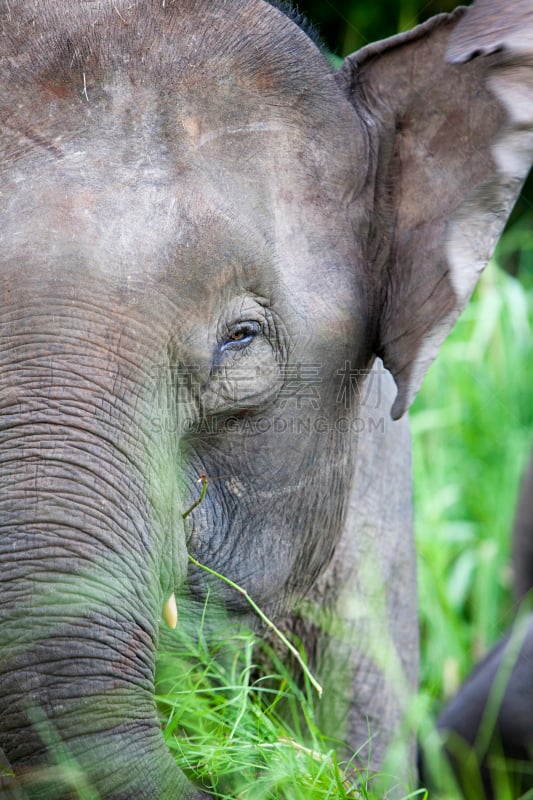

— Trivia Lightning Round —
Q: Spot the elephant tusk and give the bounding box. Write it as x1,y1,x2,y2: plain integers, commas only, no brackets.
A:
162,593,178,629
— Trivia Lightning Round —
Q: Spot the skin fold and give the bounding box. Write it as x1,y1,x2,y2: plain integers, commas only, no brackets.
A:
0,1,531,797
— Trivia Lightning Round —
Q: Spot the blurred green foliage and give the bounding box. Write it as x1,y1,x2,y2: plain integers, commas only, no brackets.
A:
412,259,533,696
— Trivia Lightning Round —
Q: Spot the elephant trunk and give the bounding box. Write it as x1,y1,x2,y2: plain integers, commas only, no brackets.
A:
0,342,194,797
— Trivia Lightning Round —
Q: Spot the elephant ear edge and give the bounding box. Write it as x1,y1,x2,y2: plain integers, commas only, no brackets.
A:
337,4,533,419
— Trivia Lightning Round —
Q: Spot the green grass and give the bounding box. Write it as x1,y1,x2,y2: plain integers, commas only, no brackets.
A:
156,607,432,800
411,233,533,797
157,621,375,800
413,251,533,705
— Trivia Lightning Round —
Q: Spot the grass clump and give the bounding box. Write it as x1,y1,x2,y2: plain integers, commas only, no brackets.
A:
156,614,376,799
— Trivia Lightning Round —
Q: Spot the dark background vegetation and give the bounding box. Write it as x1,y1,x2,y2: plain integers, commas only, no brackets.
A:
293,0,460,54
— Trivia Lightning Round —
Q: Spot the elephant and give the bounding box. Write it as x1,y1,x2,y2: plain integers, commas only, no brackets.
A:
427,450,533,799
0,0,532,797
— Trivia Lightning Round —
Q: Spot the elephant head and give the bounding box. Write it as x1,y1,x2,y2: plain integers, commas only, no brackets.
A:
0,0,531,797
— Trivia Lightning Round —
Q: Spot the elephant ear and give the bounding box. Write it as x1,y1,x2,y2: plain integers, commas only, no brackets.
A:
337,1,533,419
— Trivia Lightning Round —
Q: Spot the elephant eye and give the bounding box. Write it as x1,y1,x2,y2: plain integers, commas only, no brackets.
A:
221,321,261,351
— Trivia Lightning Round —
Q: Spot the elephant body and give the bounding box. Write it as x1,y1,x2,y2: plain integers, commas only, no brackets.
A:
0,1,532,797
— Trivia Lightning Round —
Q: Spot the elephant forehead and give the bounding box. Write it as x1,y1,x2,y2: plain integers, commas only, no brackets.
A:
0,0,348,133
0,0,367,329
0,0,366,200
0,77,361,294
0,159,268,302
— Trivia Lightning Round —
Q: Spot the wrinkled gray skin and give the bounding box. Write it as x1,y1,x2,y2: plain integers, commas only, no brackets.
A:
0,1,532,798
